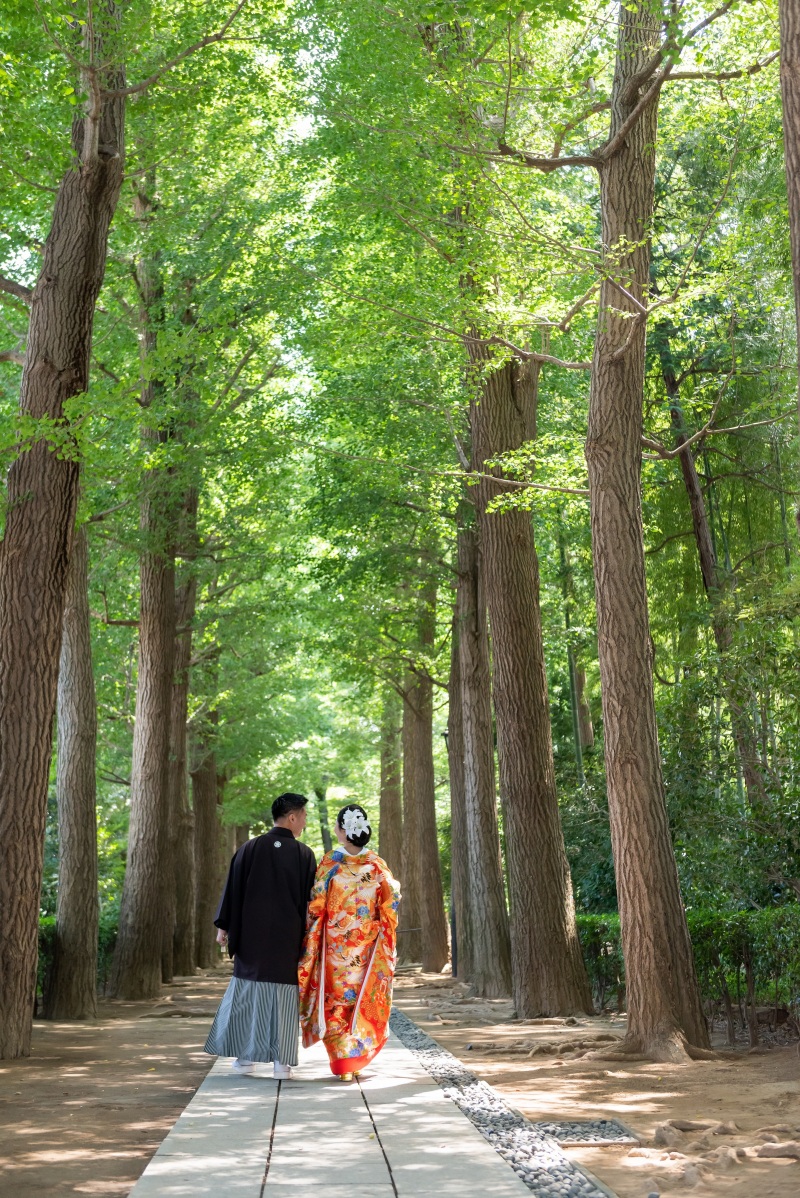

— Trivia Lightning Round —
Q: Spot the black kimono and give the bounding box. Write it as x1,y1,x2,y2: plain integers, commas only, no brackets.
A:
204,828,317,1066
214,828,317,983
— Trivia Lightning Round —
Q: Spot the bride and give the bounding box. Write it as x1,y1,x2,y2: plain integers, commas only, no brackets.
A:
298,804,400,1079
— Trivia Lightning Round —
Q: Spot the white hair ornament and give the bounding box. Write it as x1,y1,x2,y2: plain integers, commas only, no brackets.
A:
342,807,370,840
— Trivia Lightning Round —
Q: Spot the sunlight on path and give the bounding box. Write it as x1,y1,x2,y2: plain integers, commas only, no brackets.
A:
128,1032,535,1197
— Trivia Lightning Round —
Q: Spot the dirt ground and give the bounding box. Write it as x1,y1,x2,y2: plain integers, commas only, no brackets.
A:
393,969,800,1198
0,973,225,1197
1,966,798,1198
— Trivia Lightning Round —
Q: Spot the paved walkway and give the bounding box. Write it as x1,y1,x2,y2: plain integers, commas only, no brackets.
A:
129,1031,533,1198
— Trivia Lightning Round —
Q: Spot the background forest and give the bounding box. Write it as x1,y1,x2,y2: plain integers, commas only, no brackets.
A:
1,0,799,1063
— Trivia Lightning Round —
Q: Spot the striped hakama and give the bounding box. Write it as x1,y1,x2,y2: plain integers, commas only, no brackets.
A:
204,977,299,1065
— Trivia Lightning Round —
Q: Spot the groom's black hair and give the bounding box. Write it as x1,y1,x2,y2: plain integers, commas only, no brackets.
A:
272,792,308,821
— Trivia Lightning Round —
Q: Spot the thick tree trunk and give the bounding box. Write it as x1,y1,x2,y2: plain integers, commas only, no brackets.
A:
456,524,511,997
447,606,472,982
780,0,800,453
109,442,176,999
0,14,125,1057
585,1,709,1060
470,354,591,1017
192,734,222,969
378,687,403,875
45,525,98,1020
169,528,198,977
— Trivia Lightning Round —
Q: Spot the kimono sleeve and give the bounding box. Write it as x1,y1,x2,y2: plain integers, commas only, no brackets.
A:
213,840,252,958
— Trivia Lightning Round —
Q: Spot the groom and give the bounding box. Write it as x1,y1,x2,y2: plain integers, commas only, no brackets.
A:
204,792,317,1079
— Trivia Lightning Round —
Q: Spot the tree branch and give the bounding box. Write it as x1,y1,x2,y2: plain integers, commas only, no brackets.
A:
101,0,250,99
0,275,33,305
0,348,25,366
667,50,779,81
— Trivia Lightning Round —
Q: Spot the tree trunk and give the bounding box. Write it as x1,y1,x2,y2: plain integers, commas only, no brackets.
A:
456,524,511,997
780,0,800,458
109,438,176,999
399,672,423,966
447,605,472,982
45,525,98,1020
470,354,591,1017
413,584,449,974
378,686,403,875
658,337,770,811
314,784,333,854
169,507,198,977
192,730,222,969
585,0,709,1060
0,12,125,1058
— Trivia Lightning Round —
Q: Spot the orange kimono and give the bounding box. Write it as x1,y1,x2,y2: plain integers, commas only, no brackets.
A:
298,848,400,1076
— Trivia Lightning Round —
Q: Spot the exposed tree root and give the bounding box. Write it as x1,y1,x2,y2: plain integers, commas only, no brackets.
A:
585,1030,723,1064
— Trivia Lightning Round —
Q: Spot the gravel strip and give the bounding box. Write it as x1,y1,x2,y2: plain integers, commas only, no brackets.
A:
390,1009,619,1198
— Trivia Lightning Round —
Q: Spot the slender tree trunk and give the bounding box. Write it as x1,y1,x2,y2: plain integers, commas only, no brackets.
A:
456,524,511,996
0,11,125,1058
780,0,800,458
470,354,591,1016
399,672,423,966
314,784,333,854
45,525,98,1020
413,583,449,973
658,339,771,811
585,0,709,1059
169,502,198,977
192,729,222,969
378,686,403,875
447,606,472,982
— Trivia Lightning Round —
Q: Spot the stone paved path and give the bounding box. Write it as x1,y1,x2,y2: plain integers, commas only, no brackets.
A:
128,1031,538,1197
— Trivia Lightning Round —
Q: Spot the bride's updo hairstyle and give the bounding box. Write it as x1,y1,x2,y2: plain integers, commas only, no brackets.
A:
337,803,372,849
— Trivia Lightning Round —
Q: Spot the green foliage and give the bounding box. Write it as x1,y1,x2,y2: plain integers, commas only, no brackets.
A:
577,909,800,1014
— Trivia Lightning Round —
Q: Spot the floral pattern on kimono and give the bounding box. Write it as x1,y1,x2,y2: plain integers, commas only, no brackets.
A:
298,848,400,1075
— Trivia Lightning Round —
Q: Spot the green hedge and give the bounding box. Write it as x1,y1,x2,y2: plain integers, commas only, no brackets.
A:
577,908,800,1029
36,913,119,1011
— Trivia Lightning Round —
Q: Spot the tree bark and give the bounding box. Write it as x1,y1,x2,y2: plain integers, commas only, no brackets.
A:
109,432,176,999
585,0,709,1060
447,606,472,982
412,584,449,974
168,502,198,977
780,0,800,456
378,686,403,875
399,672,423,965
192,729,222,969
0,10,125,1057
470,354,591,1017
456,524,511,997
45,525,98,1020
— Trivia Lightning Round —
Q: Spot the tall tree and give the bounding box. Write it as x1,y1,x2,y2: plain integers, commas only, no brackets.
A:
585,0,709,1059
0,3,125,1057
780,0,800,445
110,195,177,996
168,486,199,976
470,352,591,1015
446,604,471,981
378,686,403,875
45,525,99,1020
455,522,511,997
